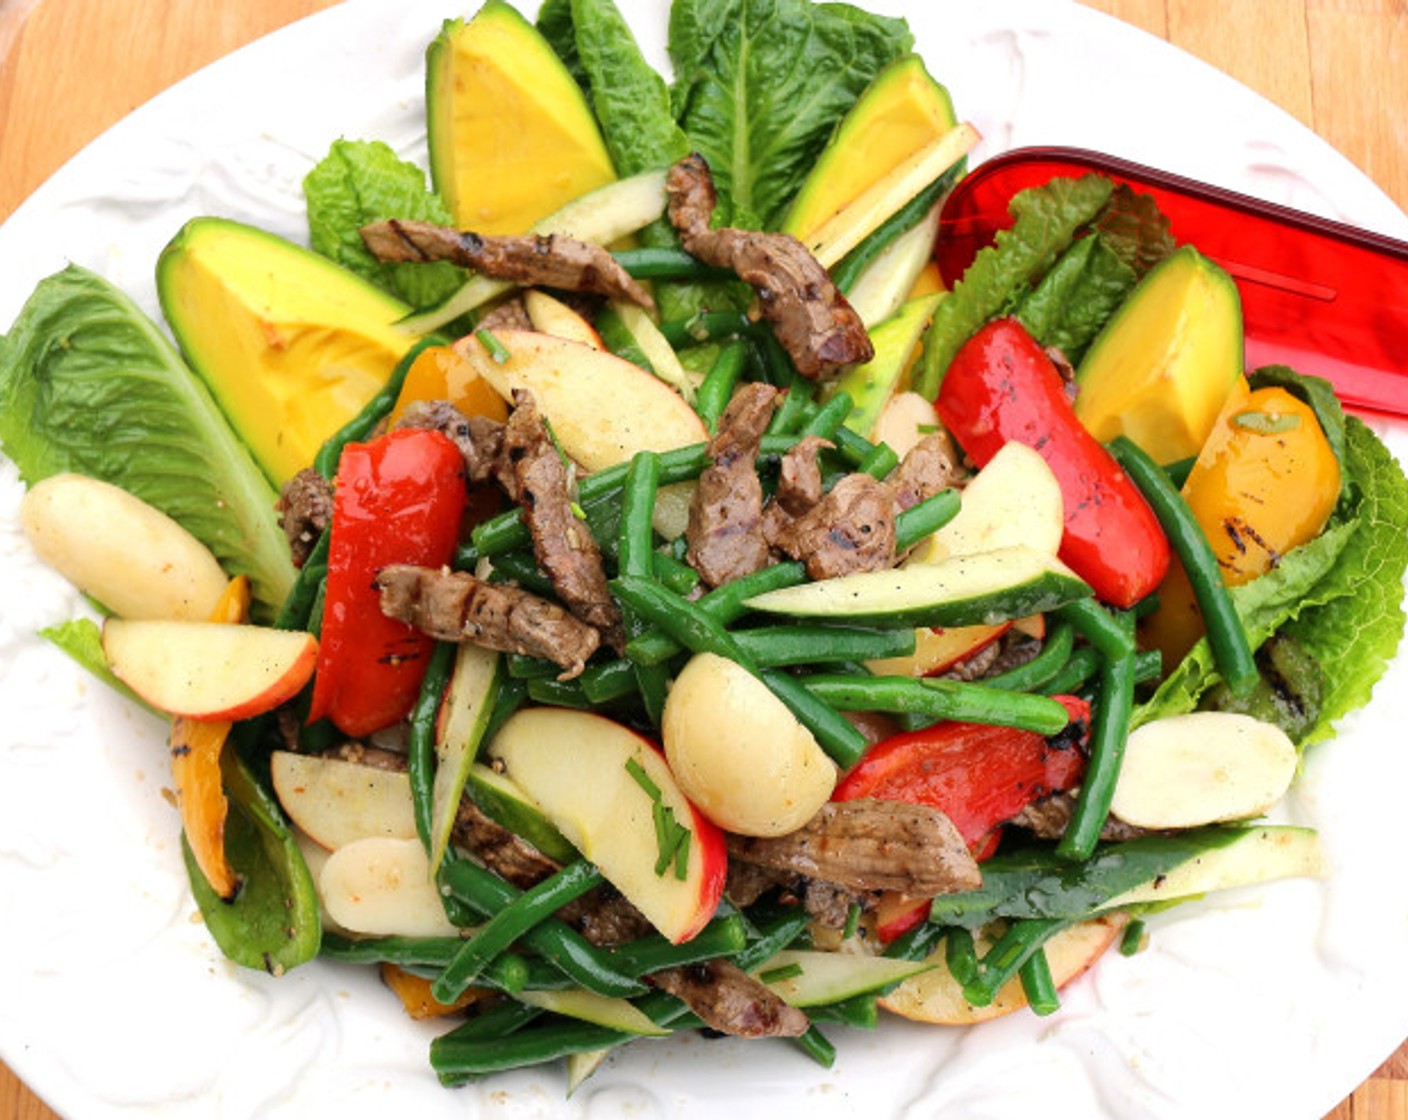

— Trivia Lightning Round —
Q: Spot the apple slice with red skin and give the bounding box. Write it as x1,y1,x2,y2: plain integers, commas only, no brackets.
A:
486,707,726,943
879,913,1129,1024
102,618,317,721
269,751,417,851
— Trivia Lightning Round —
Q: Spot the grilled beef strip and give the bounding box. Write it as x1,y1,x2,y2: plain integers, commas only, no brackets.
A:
374,563,601,678
276,467,333,567
360,219,654,310
649,959,810,1039
665,154,873,379
500,390,622,644
727,798,982,897
886,433,962,512
393,399,505,483
760,434,832,547
451,796,564,888
686,382,780,587
475,294,534,333
1009,792,1147,844
767,472,897,581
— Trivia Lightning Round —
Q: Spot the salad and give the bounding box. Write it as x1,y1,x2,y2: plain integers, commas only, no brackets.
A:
1,0,1407,1115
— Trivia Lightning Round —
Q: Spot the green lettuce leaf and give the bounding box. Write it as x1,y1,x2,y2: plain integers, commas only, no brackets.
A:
914,174,1114,397
535,0,591,96
0,266,293,617
304,138,466,309
1282,418,1408,742
667,0,912,230
40,618,156,715
1015,235,1135,364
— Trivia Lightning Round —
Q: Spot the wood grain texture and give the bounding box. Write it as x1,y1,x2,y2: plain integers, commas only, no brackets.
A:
0,1,1405,1118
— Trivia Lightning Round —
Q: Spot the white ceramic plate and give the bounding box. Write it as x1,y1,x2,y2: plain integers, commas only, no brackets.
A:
2,3,1406,1118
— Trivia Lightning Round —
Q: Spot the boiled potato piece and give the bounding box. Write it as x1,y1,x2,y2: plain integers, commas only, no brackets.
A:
21,473,228,620
662,652,836,837
1110,712,1297,829
319,836,458,937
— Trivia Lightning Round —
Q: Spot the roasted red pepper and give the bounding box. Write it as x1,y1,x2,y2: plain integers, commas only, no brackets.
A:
936,318,1171,608
308,427,467,738
832,694,1091,852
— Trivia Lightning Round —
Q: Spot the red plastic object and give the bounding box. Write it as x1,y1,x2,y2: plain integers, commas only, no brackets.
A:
936,146,1408,418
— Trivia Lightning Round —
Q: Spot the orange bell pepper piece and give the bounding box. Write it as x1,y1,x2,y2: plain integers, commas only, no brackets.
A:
379,962,487,1020
168,575,249,900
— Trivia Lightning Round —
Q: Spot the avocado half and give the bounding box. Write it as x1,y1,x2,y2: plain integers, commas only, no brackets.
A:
157,217,416,486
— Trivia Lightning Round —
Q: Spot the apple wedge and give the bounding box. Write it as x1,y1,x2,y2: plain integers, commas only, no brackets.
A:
879,913,1127,1025
102,619,317,721
524,289,604,350
906,441,1064,567
270,751,417,851
454,329,708,471
486,707,726,943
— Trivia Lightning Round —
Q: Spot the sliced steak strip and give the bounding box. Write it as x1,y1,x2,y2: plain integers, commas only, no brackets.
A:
649,959,810,1039
450,796,564,889
394,398,504,484
475,295,534,333
360,219,653,310
277,467,333,568
665,154,872,379
728,799,981,897
375,564,600,678
686,382,780,587
500,390,622,643
887,433,961,512
1009,792,1146,844
768,472,897,581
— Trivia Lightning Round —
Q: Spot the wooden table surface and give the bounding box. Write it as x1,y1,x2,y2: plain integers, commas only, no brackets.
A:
1,1,1405,1117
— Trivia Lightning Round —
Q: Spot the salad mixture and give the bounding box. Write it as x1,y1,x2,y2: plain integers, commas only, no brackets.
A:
2,0,1408,1099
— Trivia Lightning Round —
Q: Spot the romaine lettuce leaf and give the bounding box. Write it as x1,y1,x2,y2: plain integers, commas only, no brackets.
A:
304,138,466,309
1015,235,1135,364
667,0,912,231
40,618,156,715
1282,418,1408,742
0,266,294,618
914,174,1114,398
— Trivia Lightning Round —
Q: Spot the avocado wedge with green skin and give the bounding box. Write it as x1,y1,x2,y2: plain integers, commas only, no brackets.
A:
157,217,417,486
831,292,944,439
782,53,959,244
427,0,616,236
1074,245,1243,466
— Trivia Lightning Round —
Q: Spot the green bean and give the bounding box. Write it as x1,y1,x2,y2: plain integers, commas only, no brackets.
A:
790,1025,837,1068
439,856,645,999
313,335,441,478
620,452,670,727
1056,597,1135,662
320,934,548,992
828,422,885,470
798,391,855,442
961,918,1071,1007
481,676,528,744
1056,647,1137,862
505,653,560,680
757,331,799,388
808,992,879,1030
767,379,817,436
695,339,749,433
802,674,1072,735
1107,435,1257,697
733,624,916,667
485,550,555,597
434,998,543,1054
658,310,760,350
857,439,901,479
1120,918,1148,956
611,576,869,766
944,927,979,984
1018,946,1061,1016
409,641,457,851
274,529,330,631
894,489,962,546
433,861,605,1002
607,914,749,976
883,919,946,962
759,668,871,767
625,562,807,666
653,550,701,596
981,622,1076,693
579,658,639,704
525,676,593,708
611,246,730,281
733,908,813,972
1038,645,1101,696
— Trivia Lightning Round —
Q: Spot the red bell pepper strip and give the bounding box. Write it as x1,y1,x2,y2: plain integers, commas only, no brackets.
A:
308,428,467,738
833,695,1090,849
935,317,1170,608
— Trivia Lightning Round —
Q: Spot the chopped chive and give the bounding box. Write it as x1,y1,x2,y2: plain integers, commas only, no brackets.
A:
476,328,511,364
672,826,691,881
652,800,676,875
759,962,805,984
1120,918,1147,956
624,757,662,801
